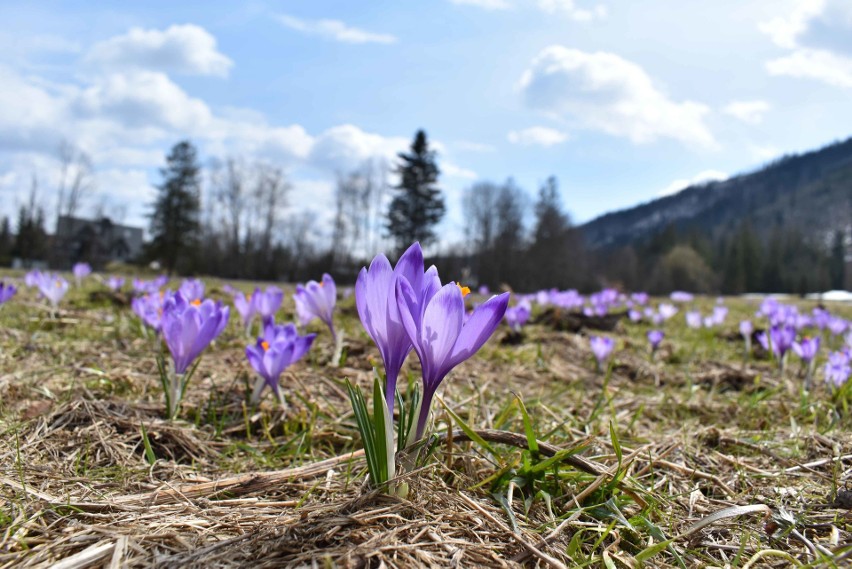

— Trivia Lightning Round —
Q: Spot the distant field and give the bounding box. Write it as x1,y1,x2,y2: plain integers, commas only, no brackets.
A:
1,272,851,568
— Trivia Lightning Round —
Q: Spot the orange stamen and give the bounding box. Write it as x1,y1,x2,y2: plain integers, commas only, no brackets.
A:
261,340,270,351
191,299,201,306
457,283,470,297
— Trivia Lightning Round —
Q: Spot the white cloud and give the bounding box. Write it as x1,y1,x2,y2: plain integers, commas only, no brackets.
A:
275,14,397,44
537,0,606,21
658,170,728,197
518,46,716,149
0,65,66,153
760,1,852,88
442,161,478,180
0,55,473,232
766,48,852,88
85,25,233,77
73,71,213,132
308,124,409,171
449,0,512,10
758,0,825,49
722,100,771,124
507,126,568,146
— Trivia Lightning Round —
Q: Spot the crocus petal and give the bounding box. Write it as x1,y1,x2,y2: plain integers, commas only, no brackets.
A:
394,242,425,294
246,344,266,379
396,277,423,361
447,292,510,370
418,283,465,388
356,260,389,342
290,333,317,363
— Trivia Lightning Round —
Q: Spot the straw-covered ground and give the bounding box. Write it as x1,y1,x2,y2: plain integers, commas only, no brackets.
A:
1,273,852,568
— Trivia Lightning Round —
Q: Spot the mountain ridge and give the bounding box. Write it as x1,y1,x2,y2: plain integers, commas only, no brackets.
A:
580,137,852,249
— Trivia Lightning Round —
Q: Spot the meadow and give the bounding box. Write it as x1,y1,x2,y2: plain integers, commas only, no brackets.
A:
1,263,851,568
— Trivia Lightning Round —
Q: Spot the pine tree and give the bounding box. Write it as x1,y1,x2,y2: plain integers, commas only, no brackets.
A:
386,130,444,251
526,176,583,289
149,141,201,274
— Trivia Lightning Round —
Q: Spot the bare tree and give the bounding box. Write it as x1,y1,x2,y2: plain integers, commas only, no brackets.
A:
462,181,500,254
56,139,94,221
210,157,247,259
281,210,317,279
254,163,289,270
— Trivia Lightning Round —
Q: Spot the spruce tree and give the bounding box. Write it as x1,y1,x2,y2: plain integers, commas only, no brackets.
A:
149,141,201,274
386,130,444,251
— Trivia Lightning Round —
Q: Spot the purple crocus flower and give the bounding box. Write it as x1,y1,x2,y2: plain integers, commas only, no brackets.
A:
396,276,509,441
759,324,796,373
628,309,643,322
106,276,125,292
0,282,17,305
504,301,531,332
812,308,831,330
711,305,728,326
72,263,91,286
793,336,820,362
647,329,664,351
824,351,851,388
233,290,258,332
179,278,205,302
793,336,821,389
685,311,702,329
25,270,42,288
589,336,615,369
255,286,284,325
478,285,490,296
132,291,169,332
827,317,848,336
631,292,649,306
295,274,337,340
37,273,69,307
658,303,678,320
670,291,694,303
357,243,439,413
644,307,662,325
792,313,811,330
246,321,316,407
161,293,229,375
770,325,796,358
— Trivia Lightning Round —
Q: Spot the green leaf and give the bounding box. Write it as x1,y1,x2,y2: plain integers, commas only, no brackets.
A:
140,423,157,465
609,420,622,468
516,395,539,456
346,377,394,489
491,490,519,533
635,539,673,565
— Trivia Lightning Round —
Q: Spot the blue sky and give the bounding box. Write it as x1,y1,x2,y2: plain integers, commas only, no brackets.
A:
1,0,851,243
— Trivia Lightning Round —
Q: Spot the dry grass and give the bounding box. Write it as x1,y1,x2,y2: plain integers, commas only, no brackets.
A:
1,276,852,567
